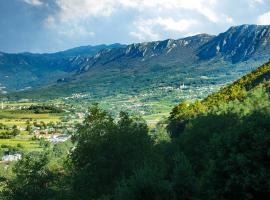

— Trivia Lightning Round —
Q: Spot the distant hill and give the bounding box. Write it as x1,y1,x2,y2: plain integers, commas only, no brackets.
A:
51,43,126,58
1,24,270,100
0,43,125,91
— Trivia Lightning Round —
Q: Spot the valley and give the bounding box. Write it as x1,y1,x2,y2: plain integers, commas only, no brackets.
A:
0,24,270,199
1,25,270,160
1,0,270,198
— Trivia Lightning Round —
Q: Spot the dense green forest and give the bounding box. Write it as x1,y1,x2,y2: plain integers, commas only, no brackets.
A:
1,61,270,200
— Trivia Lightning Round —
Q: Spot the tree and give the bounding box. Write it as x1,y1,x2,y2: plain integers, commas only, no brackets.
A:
2,153,55,200
171,153,199,200
11,128,20,137
26,124,31,132
70,106,152,199
115,166,174,200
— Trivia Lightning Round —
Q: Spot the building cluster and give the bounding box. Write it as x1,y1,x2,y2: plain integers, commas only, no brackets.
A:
1,153,22,162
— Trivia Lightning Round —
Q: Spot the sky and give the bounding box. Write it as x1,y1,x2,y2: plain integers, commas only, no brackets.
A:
1,0,270,53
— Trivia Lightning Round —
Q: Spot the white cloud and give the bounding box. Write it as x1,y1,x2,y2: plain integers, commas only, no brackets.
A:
43,0,113,40
130,18,161,41
121,0,220,23
23,0,43,6
42,0,221,41
47,0,220,24
155,18,197,32
249,0,264,7
225,16,234,24
257,11,270,24
27,0,270,45
8,0,270,52
53,0,115,23
43,15,55,28
44,17,95,38
130,17,197,41
130,30,159,41
58,26,95,38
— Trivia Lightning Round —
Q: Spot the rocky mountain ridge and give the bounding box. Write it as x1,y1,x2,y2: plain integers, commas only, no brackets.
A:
1,24,270,99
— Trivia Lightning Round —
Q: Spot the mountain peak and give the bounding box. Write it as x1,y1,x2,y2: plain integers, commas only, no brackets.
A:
198,24,270,63
228,24,270,30
185,33,214,39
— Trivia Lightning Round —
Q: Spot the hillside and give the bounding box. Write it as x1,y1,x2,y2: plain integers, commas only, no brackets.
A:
202,60,270,105
168,60,270,136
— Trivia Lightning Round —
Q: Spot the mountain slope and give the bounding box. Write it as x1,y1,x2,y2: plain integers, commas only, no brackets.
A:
202,60,270,105
198,25,270,63
76,34,213,73
168,60,270,136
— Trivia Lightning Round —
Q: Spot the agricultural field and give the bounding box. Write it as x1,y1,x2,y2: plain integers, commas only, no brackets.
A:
0,112,62,127
0,103,70,156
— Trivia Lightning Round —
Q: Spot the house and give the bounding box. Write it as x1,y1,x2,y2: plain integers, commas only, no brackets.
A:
34,129,49,135
35,133,61,139
2,153,22,162
18,126,26,131
48,134,71,143
76,112,85,119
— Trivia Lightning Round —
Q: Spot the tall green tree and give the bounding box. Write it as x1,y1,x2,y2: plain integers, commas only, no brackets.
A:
70,105,152,199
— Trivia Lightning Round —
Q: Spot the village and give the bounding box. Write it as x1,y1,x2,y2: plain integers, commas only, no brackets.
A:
0,119,74,162
0,102,85,162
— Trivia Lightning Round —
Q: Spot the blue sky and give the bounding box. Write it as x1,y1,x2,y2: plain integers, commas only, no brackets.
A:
1,0,270,53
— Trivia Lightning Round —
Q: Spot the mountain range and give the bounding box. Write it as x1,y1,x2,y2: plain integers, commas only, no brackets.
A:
1,24,270,100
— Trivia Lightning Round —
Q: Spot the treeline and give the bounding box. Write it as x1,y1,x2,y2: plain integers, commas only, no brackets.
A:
23,105,63,114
